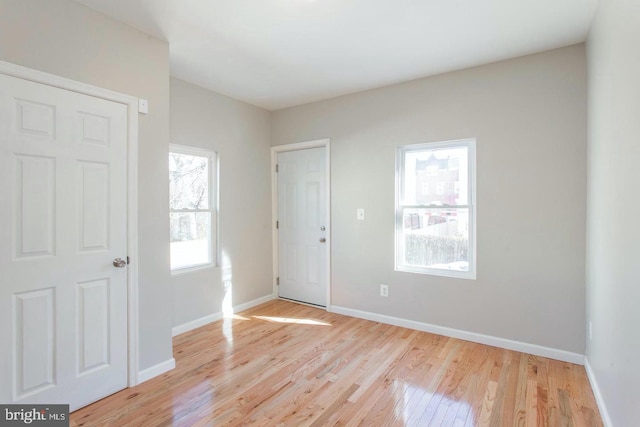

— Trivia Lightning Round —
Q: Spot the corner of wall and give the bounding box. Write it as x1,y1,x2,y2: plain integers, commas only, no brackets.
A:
584,358,614,427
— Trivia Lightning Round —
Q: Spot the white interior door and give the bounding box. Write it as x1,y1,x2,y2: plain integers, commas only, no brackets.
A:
277,147,327,306
0,73,129,411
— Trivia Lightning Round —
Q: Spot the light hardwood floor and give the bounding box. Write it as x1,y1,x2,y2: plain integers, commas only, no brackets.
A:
70,299,602,426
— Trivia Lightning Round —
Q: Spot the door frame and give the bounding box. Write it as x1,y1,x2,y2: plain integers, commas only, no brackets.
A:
271,139,331,310
0,60,141,386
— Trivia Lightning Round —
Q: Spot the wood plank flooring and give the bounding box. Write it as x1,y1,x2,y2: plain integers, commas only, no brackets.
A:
70,300,602,426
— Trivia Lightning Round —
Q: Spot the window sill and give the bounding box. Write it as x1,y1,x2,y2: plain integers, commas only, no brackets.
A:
171,263,216,276
396,264,476,280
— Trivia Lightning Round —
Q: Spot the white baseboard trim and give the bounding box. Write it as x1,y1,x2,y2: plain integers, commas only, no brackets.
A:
329,305,585,365
172,293,275,337
137,357,176,384
233,294,275,314
584,357,613,427
172,311,224,337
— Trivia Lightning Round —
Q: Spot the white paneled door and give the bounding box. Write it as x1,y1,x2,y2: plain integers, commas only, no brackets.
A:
277,147,327,306
0,73,129,410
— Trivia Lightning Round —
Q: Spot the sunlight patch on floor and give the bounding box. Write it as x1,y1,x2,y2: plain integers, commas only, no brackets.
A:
224,314,249,320
253,315,331,326
394,381,474,424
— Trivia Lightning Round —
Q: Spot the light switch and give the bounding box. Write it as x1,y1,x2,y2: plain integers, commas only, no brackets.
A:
138,98,149,114
357,208,365,221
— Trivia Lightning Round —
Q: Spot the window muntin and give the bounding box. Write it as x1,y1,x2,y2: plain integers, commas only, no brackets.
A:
169,146,217,272
396,139,476,279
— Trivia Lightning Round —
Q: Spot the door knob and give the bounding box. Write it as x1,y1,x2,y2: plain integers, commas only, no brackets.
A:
319,238,326,243
113,258,127,268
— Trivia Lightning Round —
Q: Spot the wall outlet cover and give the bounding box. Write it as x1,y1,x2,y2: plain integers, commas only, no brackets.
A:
380,284,389,297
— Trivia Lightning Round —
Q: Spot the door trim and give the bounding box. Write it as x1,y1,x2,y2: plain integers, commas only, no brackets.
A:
0,60,141,386
271,139,331,310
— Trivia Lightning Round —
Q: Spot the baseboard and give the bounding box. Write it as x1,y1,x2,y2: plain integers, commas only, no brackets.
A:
329,305,585,365
172,293,275,337
584,357,614,427
172,312,224,337
232,294,275,314
137,357,176,384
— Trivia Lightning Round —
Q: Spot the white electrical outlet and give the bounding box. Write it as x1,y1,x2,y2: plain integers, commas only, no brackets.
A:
357,208,365,221
588,321,593,340
380,284,389,297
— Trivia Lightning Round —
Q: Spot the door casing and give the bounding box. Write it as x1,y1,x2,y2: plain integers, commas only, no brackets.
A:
271,139,331,310
0,60,141,387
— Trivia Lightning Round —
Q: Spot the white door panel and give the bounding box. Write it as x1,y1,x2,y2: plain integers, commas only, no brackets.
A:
0,73,128,410
277,148,327,306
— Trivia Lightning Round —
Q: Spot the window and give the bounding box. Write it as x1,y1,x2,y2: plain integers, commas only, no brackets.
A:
169,145,217,272
396,139,476,279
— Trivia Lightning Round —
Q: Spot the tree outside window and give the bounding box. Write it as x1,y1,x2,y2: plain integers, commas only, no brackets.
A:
169,146,217,271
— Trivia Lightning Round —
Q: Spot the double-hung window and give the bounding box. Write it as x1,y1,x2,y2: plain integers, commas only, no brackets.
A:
396,138,476,279
169,145,217,272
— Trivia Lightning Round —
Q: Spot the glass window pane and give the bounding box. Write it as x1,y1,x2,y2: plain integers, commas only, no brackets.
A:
170,212,211,270
169,153,209,210
403,146,468,206
402,207,469,272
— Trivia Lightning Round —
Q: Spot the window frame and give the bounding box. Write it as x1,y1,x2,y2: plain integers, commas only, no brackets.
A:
169,144,218,274
395,138,476,279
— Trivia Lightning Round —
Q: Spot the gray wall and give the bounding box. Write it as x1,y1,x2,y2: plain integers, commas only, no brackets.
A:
170,78,273,328
0,0,172,371
586,0,640,424
272,45,588,353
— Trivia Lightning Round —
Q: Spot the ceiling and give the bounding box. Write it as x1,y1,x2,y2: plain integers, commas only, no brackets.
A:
74,0,599,111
